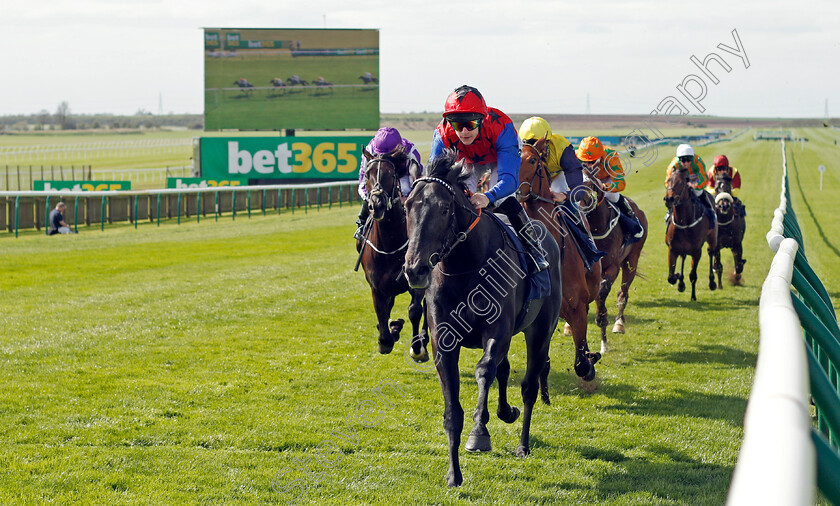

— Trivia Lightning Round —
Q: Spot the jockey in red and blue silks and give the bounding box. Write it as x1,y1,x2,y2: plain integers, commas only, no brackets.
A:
428,85,549,271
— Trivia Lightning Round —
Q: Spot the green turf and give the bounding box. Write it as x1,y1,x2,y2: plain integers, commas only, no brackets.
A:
0,128,837,504
204,54,379,130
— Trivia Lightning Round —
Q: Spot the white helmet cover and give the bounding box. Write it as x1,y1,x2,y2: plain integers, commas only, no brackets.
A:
676,144,694,157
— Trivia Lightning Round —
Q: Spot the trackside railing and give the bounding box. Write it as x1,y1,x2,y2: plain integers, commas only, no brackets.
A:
0,181,357,238
728,139,840,505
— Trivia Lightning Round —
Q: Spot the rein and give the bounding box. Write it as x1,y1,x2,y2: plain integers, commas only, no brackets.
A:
516,145,556,206
411,176,482,268
666,172,704,229
581,172,618,239
366,157,402,212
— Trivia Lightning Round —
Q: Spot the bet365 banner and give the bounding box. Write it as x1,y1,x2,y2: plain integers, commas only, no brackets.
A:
199,137,371,181
34,181,131,191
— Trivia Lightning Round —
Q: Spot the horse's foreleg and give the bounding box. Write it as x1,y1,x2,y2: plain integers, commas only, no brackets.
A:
689,251,701,301
615,257,639,334
435,347,464,487
713,247,723,290
569,305,598,381
372,289,398,354
708,245,718,292
597,263,619,352
517,327,552,457
678,255,687,293
733,243,745,285
495,356,520,423
667,248,679,286
466,338,502,453
408,290,428,363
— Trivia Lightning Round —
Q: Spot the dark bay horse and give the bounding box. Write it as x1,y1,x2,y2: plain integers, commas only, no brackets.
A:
357,148,428,360
403,151,562,487
664,167,718,301
580,173,648,352
518,139,602,382
711,173,746,286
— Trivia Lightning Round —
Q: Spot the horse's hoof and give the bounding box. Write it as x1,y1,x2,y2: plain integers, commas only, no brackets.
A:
378,341,394,355
667,275,678,285
498,406,520,424
540,390,551,406
677,283,686,292
388,319,405,341
582,367,597,382
465,433,492,452
574,359,592,379
410,347,429,363
612,322,625,334
563,322,572,336
709,282,717,291
446,469,463,487
515,445,530,458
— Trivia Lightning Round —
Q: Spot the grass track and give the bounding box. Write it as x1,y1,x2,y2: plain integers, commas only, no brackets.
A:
0,129,838,504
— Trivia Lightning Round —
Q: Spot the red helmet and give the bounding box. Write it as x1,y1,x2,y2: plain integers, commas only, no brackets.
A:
443,85,487,120
713,155,729,168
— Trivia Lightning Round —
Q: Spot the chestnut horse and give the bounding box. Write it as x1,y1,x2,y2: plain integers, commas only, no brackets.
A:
579,172,648,352
711,173,746,286
518,138,602,382
403,151,562,487
664,167,718,301
356,148,428,360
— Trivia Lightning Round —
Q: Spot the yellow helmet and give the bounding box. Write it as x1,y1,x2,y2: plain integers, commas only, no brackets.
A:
518,117,552,141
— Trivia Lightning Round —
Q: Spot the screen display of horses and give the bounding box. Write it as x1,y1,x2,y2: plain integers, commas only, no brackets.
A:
204,28,379,131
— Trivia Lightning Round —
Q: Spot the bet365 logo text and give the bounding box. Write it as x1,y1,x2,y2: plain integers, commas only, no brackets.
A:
227,141,357,175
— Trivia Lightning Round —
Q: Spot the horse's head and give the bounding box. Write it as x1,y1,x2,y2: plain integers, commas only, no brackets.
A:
404,150,472,289
715,191,734,215
714,170,733,195
664,167,690,208
517,135,549,201
364,146,407,221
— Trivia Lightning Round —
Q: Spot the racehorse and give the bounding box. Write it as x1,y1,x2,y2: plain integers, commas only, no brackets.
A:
403,151,563,487
711,172,746,286
269,78,286,87
359,75,378,84
285,76,308,86
518,138,602,381
579,172,648,352
233,79,254,88
314,78,333,86
664,167,718,301
357,147,428,360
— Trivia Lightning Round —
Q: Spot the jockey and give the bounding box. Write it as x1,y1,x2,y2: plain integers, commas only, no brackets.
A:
706,154,745,216
706,155,741,196
665,144,716,224
517,117,605,271
576,136,644,240
354,127,423,240
430,85,549,271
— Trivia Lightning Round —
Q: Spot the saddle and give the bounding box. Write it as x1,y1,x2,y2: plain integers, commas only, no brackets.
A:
485,212,551,330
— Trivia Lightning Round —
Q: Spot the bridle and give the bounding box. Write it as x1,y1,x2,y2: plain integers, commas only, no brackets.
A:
665,169,704,229
366,156,402,213
361,155,409,256
410,176,482,267
581,172,619,240
516,144,557,206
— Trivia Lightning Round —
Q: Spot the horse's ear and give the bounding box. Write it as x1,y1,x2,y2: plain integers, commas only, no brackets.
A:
363,149,373,161
535,134,548,155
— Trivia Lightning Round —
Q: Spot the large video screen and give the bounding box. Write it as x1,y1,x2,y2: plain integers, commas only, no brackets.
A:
203,28,379,131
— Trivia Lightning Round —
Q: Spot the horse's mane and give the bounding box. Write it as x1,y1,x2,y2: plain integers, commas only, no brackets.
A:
427,149,458,179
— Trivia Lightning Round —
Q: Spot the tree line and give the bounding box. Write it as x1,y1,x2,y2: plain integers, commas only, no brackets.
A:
0,102,204,132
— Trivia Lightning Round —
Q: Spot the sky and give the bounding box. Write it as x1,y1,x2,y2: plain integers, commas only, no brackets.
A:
2,0,839,118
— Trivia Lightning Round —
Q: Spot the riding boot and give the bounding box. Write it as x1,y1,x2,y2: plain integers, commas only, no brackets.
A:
700,191,717,225
500,199,550,272
354,201,370,240
618,194,645,239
